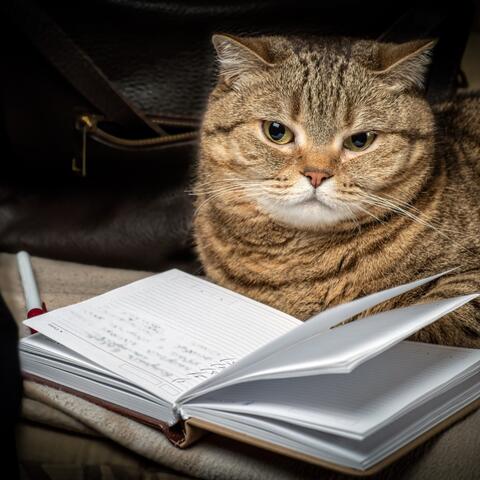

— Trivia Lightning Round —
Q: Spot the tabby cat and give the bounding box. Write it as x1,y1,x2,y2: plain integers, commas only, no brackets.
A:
193,34,480,347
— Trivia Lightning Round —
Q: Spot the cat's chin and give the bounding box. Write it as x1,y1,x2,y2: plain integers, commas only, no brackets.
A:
256,196,353,230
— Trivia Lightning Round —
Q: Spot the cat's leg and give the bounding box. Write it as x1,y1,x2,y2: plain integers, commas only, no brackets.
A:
410,271,480,348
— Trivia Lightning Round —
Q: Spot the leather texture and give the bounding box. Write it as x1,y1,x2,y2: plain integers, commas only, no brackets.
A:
0,1,472,270
0,143,198,271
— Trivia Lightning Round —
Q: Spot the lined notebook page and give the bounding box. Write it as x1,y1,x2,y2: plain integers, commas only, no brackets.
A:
24,270,300,404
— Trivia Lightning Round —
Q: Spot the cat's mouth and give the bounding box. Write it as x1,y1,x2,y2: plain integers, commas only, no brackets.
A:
300,197,334,209
294,192,337,210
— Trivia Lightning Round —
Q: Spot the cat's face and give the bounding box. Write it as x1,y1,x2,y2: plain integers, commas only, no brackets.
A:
199,35,435,230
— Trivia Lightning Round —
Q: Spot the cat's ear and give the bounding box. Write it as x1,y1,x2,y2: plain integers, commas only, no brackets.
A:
212,34,274,86
373,39,437,91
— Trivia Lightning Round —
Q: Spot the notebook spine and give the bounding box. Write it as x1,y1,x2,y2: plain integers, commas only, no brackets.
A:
21,372,193,445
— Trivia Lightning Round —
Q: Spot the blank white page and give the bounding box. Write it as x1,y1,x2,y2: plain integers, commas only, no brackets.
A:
184,341,480,438
181,293,477,402
24,270,300,404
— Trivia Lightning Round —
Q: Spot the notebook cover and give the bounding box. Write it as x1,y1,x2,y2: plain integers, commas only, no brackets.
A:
22,372,204,447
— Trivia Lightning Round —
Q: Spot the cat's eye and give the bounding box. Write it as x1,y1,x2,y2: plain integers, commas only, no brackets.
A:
343,132,377,152
262,121,294,145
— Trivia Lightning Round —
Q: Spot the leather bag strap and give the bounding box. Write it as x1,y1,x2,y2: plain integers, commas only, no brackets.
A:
4,0,165,136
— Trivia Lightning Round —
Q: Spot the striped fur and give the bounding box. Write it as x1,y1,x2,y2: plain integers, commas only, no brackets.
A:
193,36,480,347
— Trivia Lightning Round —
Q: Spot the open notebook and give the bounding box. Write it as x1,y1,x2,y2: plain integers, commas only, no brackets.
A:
20,269,480,475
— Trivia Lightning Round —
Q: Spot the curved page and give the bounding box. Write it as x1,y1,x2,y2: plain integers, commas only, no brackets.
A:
179,270,461,403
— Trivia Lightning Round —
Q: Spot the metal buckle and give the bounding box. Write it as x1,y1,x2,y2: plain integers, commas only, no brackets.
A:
72,115,94,177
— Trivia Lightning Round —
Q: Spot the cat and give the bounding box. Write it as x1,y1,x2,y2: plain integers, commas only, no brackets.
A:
193,34,480,348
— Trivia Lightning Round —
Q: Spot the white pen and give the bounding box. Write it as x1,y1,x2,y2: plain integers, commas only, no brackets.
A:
16,251,47,319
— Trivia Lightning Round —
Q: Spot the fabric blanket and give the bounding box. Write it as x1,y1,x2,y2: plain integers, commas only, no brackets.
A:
3,253,480,480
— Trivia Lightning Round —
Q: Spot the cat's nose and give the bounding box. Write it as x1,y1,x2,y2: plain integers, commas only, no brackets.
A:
302,169,333,188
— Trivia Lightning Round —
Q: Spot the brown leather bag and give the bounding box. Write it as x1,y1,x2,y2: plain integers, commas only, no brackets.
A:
2,0,205,271
0,0,472,270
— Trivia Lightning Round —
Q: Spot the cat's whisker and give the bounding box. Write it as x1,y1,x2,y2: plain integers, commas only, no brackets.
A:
193,185,266,216
352,203,387,225
379,191,422,214
190,175,296,198
340,203,363,234
356,194,476,255
350,183,425,216
189,177,256,193
191,181,266,196
190,186,244,196
190,185,259,196
358,195,435,228
360,196,455,241
193,178,260,189
358,192,457,234
365,191,447,230
194,189,245,216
